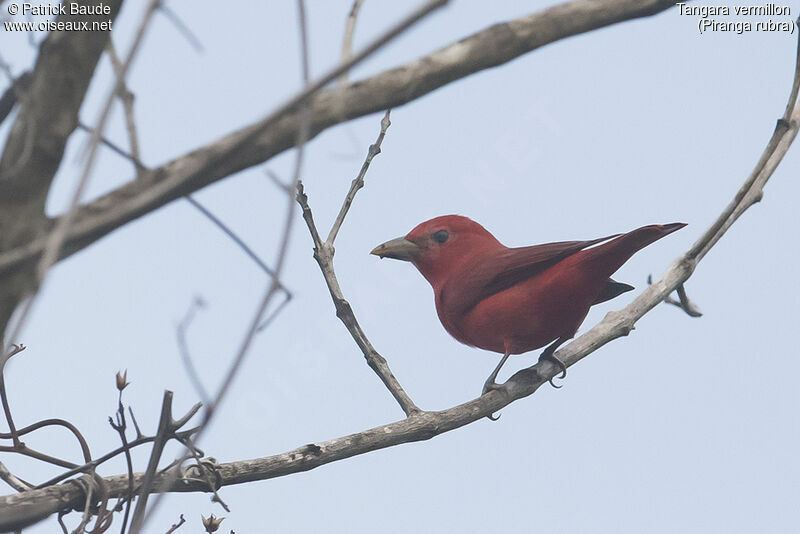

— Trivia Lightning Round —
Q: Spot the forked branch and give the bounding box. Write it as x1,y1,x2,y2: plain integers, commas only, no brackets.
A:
297,110,419,416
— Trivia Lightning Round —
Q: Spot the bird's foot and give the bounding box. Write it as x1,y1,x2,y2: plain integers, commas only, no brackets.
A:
482,378,503,396
539,352,567,389
481,380,504,421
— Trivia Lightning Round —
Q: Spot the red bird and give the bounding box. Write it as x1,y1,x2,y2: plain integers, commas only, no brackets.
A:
371,215,685,391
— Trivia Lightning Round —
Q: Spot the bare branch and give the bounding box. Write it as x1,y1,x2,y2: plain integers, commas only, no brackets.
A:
0,0,125,338
297,111,419,416
164,514,186,534
326,110,390,245
142,0,316,528
108,383,135,534
35,0,158,281
338,0,365,86
0,71,31,127
647,275,702,317
106,39,144,174
0,0,122,188
27,0,725,277
159,5,204,54
128,391,176,534
0,462,32,493
255,289,293,333
687,15,800,264
198,0,313,424
0,343,27,448
2,0,157,365
674,284,702,318
76,122,147,171
176,296,211,406
184,196,286,285
179,444,228,512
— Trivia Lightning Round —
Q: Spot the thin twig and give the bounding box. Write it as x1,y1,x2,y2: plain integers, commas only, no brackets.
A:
0,417,92,465
108,387,135,534
0,0,452,279
35,421,200,490
184,195,288,287
69,474,94,534
57,511,69,533
128,391,176,534
0,344,25,447
206,0,312,419
106,40,144,175
159,5,204,53
783,15,800,121
255,288,293,332
176,296,211,405
129,407,144,440
164,514,186,534
68,469,111,534
326,110,390,245
646,275,702,317
687,16,800,264
141,2,315,523
675,284,702,317
297,110,419,416
0,461,32,492
179,440,228,512
0,445,77,470
265,169,291,193
0,71,31,127
76,122,147,171
57,511,69,534
197,0,312,420
338,0,364,86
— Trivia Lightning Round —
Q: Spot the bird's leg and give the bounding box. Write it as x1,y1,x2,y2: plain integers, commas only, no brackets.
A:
482,352,511,395
538,337,568,388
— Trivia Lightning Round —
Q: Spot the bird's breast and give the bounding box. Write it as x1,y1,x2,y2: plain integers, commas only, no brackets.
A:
434,262,602,355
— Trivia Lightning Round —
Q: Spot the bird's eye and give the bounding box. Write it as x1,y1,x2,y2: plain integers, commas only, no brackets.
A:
432,230,449,243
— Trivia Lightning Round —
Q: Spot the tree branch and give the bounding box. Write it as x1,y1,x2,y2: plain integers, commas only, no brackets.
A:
297,110,420,416
0,0,123,198
0,0,678,278
0,0,124,334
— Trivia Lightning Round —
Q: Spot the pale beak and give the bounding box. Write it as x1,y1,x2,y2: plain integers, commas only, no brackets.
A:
370,237,420,261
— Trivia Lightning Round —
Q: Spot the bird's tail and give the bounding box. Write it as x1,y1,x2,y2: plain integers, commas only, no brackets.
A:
579,223,686,276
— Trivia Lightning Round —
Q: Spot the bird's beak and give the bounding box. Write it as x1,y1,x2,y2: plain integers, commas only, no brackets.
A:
370,237,419,261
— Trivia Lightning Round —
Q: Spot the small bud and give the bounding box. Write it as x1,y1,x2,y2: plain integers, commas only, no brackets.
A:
201,514,224,532
115,370,129,391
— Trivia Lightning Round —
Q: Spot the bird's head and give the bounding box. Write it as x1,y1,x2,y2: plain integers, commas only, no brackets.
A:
370,215,503,287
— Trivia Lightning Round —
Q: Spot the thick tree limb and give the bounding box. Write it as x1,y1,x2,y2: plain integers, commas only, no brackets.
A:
0,0,678,277
0,0,124,336
0,0,123,208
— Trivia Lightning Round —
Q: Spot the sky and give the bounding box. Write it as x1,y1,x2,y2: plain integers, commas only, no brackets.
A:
1,1,799,532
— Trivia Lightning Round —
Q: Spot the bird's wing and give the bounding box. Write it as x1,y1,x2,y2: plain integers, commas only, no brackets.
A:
441,235,620,315
480,236,619,297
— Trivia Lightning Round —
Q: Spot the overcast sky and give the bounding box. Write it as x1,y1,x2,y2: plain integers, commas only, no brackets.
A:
2,1,799,532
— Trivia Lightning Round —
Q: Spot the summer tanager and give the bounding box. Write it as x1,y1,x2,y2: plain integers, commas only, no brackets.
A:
371,215,685,391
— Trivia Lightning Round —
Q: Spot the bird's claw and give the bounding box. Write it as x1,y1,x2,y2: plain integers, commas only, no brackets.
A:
539,352,567,389
482,380,504,421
